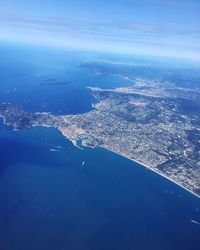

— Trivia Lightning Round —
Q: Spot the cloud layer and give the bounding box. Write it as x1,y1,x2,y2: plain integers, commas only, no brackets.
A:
0,6,199,61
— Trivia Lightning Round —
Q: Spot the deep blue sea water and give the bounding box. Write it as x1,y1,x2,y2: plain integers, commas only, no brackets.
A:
0,44,200,250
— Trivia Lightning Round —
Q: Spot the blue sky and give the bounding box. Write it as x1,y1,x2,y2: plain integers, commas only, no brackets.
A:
0,0,200,61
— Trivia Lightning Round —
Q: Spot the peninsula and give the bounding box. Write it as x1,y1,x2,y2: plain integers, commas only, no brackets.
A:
0,79,200,197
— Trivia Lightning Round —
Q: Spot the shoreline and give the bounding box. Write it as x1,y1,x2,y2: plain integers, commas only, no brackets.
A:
100,146,200,199
1,117,199,199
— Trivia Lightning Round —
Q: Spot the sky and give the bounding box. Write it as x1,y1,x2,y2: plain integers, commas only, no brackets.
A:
0,0,200,61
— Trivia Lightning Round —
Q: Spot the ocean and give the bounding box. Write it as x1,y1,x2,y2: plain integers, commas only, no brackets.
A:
0,44,199,250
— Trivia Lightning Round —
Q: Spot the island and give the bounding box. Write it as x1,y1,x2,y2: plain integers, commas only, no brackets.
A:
0,78,200,197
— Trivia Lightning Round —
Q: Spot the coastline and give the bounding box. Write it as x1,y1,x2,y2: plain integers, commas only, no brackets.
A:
1,116,199,199
100,146,200,199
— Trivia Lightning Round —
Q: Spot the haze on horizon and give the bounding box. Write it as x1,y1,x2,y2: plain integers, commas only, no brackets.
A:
0,0,200,62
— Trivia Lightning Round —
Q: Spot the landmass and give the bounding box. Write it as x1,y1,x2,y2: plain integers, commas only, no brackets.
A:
0,78,200,197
